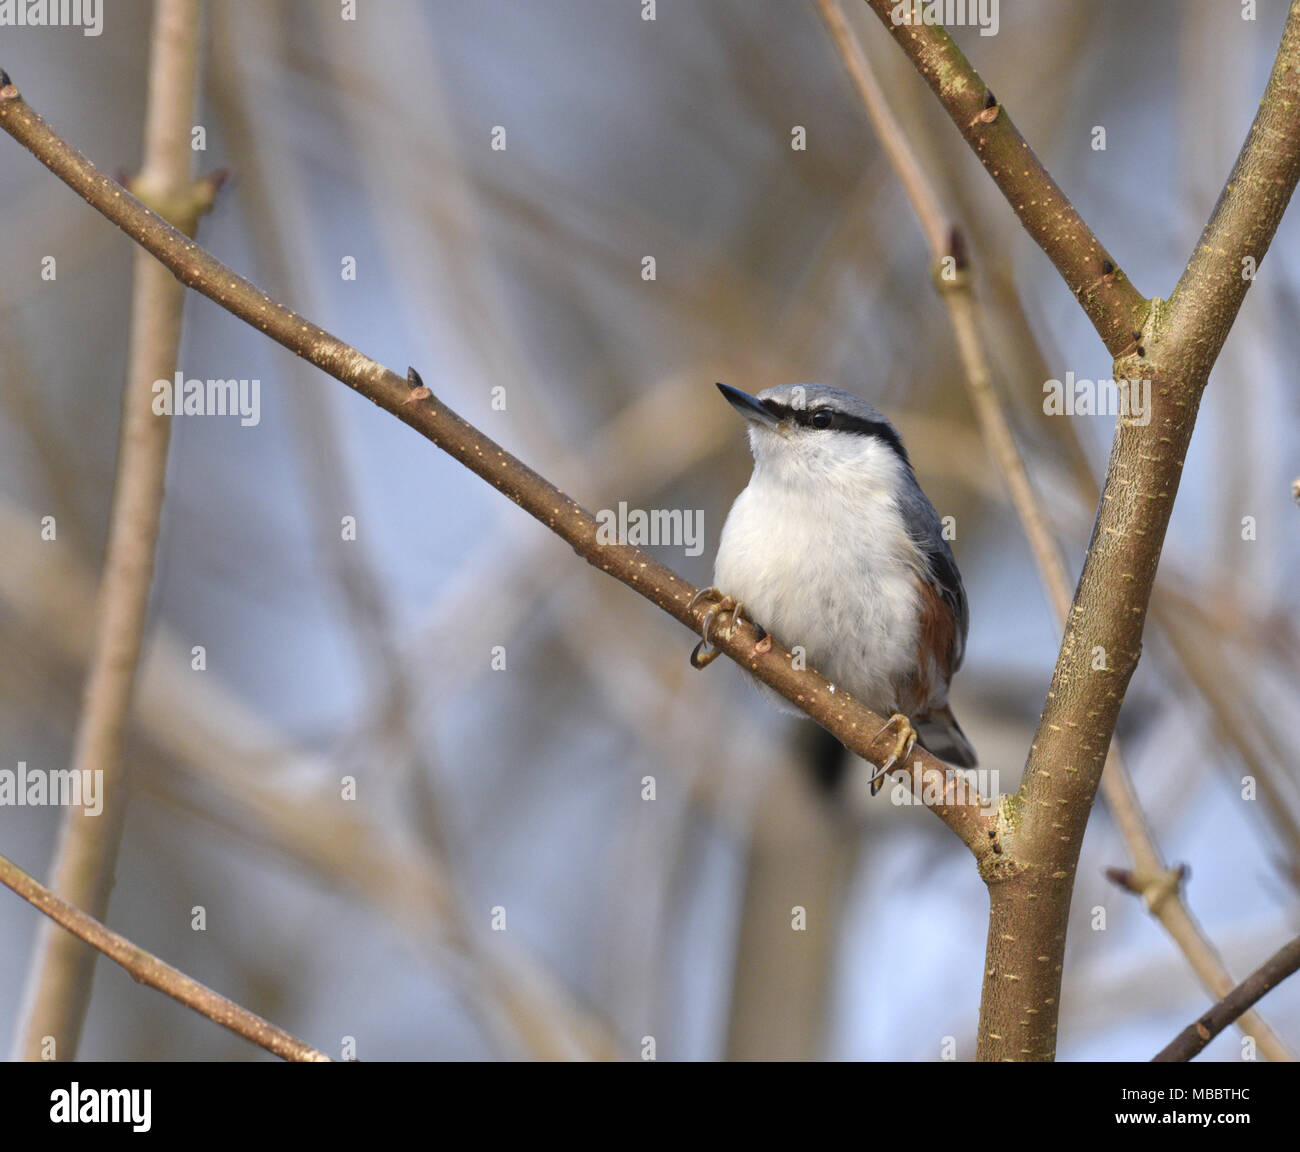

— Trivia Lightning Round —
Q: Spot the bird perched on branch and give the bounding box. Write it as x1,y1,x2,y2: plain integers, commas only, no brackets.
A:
691,382,976,795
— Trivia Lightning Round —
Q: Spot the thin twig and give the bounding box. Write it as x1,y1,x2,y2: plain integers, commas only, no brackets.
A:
1153,935,1300,1062
0,851,329,1061
0,69,1005,864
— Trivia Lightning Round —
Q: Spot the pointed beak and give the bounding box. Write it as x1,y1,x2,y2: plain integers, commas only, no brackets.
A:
716,382,778,426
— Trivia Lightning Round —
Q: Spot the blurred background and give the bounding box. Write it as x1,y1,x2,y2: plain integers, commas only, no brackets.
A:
0,0,1297,1060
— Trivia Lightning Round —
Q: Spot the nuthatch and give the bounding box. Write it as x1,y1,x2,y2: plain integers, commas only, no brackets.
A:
691,382,976,795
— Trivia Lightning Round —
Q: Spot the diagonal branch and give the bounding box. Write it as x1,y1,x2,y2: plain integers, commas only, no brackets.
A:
862,0,1148,356
0,72,1004,865
0,851,329,1061
1153,934,1300,1062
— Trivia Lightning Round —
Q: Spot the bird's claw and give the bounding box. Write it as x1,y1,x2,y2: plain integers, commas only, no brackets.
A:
868,713,918,796
688,587,748,669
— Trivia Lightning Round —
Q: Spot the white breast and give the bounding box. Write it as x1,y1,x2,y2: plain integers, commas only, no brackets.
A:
713,437,923,717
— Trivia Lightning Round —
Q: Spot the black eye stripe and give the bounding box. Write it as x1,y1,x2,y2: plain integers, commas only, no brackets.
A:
760,400,910,463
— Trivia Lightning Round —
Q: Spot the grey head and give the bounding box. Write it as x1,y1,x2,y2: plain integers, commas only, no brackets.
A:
716,382,910,466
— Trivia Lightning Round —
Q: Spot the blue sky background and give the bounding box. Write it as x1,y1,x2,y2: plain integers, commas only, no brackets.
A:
0,0,1297,1061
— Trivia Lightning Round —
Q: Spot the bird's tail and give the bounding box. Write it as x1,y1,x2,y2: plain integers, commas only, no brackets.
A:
915,702,977,768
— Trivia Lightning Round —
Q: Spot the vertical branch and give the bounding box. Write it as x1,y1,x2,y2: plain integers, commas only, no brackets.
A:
815,0,1293,1060
977,2,1300,1060
851,0,1300,1058
15,0,213,1060
724,761,851,1060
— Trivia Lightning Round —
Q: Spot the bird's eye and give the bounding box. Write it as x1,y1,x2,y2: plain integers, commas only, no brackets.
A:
809,409,833,429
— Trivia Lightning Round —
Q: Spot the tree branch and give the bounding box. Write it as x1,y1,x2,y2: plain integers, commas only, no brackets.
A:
0,71,1003,865
815,0,1294,1062
1153,934,1300,1062
861,0,1148,356
0,851,329,1061
973,0,1300,1060
15,0,216,1064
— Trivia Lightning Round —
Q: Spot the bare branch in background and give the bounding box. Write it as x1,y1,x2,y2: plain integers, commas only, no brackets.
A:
0,851,329,1061
14,0,217,1062
1153,934,1300,1062
861,0,1147,355
0,494,620,1061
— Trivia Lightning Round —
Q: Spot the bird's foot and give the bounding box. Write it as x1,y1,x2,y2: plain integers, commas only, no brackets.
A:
868,712,918,796
688,587,748,669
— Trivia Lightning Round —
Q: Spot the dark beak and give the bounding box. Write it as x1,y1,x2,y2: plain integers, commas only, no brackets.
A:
716,382,778,426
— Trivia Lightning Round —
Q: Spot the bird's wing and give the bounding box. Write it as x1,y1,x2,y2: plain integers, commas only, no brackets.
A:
897,478,969,676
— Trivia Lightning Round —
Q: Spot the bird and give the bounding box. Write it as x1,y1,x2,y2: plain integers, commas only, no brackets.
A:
691,381,976,796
